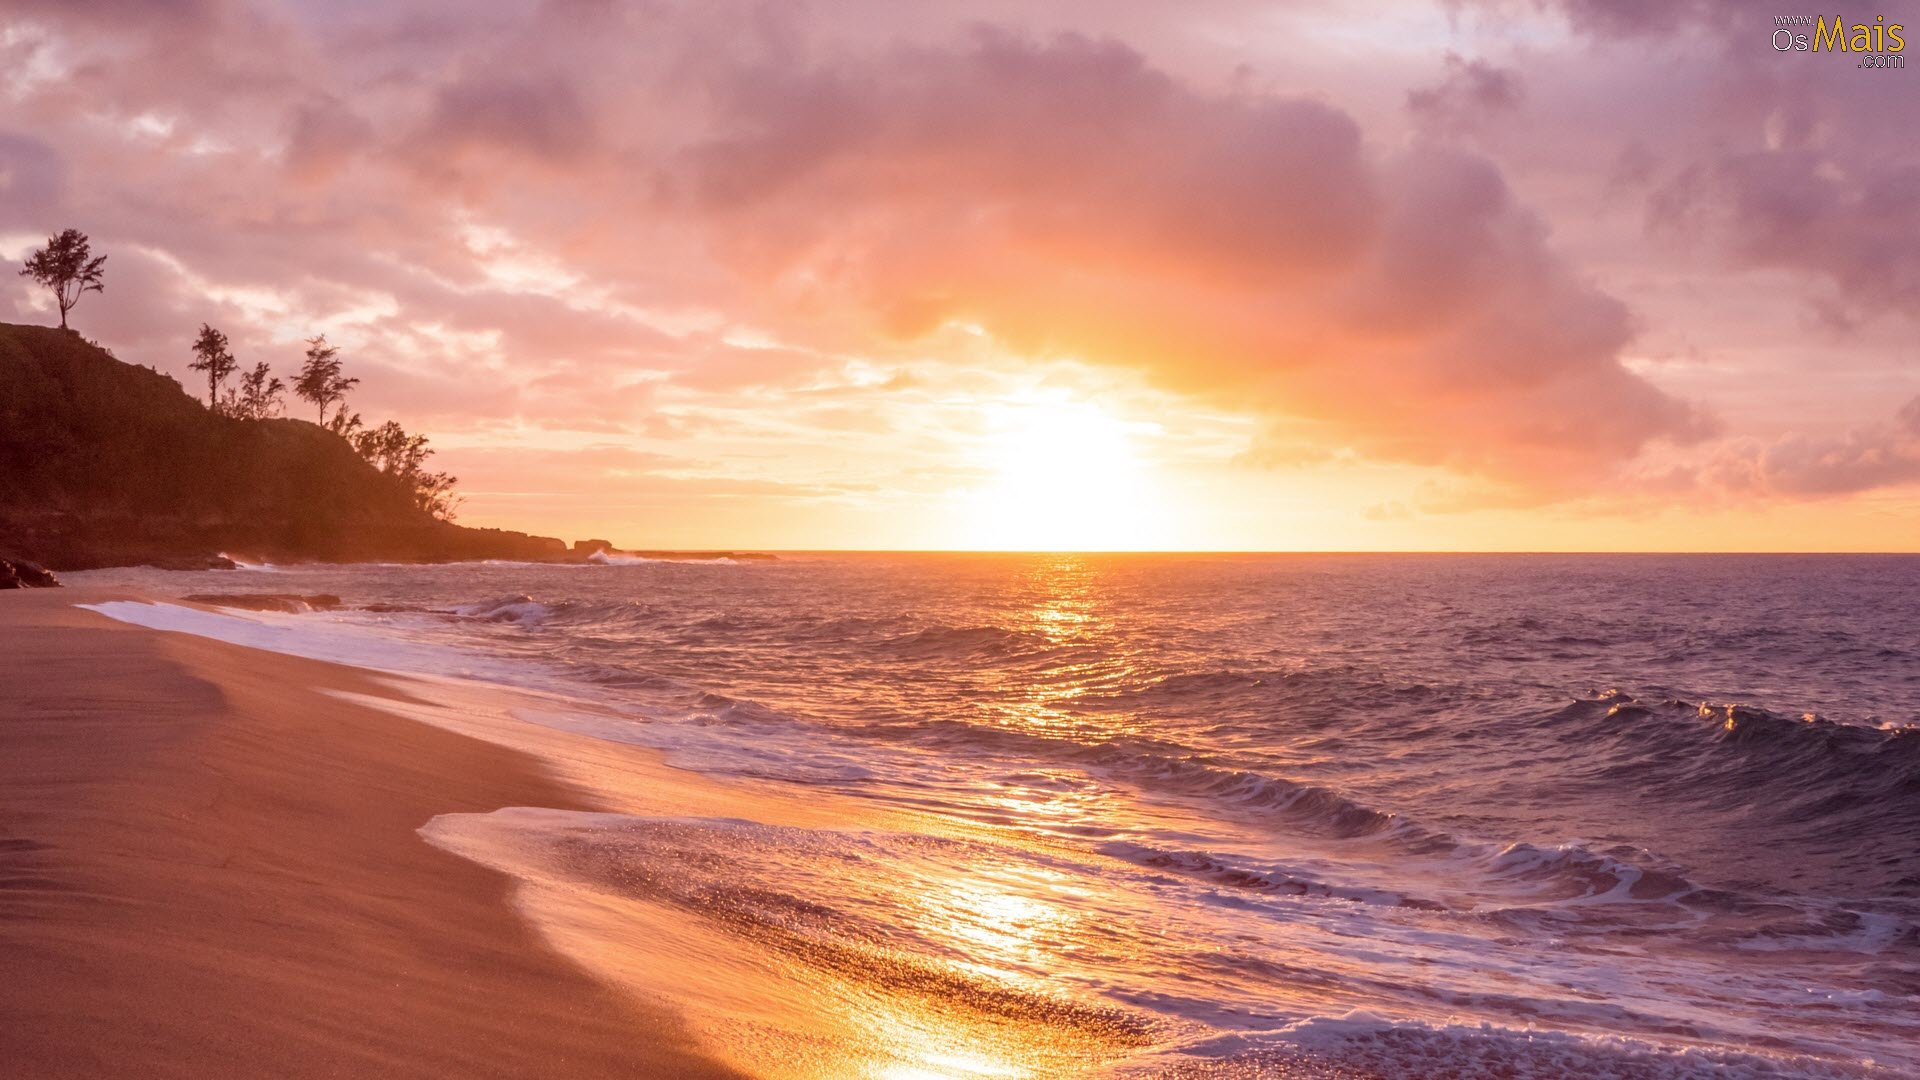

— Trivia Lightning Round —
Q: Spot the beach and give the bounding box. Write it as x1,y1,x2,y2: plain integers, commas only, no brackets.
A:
0,587,743,1079
0,585,1164,1079
6,558,1914,1080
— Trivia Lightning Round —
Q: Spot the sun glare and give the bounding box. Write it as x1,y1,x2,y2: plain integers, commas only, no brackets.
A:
961,396,1164,551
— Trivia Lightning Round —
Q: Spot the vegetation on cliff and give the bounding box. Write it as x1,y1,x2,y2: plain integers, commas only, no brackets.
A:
0,323,565,569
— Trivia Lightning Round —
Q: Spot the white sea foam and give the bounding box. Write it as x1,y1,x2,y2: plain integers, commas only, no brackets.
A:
588,550,742,565
450,595,556,624
216,553,285,572
77,600,536,686
1135,1011,1888,1079
587,550,666,565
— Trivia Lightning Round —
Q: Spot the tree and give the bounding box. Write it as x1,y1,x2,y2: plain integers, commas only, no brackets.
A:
326,409,363,438
352,419,462,520
188,324,238,412
19,229,108,330
226,361,285,421
352,420,424,474
293,335,358,426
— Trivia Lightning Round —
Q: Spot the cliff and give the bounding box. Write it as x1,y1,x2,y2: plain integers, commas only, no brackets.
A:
0,323,567,570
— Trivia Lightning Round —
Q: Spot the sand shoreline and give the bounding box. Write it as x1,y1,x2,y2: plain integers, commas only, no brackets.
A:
2,588,1387,1080
0,587,742,1079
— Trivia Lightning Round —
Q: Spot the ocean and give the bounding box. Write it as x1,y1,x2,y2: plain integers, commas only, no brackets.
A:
72,553,1920,1078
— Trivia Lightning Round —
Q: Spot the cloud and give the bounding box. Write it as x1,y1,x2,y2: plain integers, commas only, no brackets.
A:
418,74,597,164
1406,53,1522,132
7,0,1913,542
282,96,375,182
1653,149,1920,318
1534,0,1739,36
1681,395,1920,497
0,134,65,228
676,27,1707,495
1466,0,1920,331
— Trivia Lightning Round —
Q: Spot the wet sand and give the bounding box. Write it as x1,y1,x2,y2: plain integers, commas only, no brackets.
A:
0,587,742,1079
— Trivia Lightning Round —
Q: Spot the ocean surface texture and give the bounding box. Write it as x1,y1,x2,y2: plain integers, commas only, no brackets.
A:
76,554,1920,1078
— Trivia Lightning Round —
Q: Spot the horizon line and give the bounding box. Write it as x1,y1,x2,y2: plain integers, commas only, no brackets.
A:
610,548,1920,556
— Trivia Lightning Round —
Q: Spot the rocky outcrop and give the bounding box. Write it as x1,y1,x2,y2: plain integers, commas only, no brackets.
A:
181,593,341,613
0,554,60,589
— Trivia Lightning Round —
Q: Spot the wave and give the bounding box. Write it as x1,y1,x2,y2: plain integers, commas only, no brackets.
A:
662,700,1726,912
587,551,742,565
1096,827,1707,915
1551,692,1920,886
586,551,666,565
1097,841,1441,910
847,717,1420,842
876,624,1059,661
652,698,1916,933
182,592,341,614
1139,1010,1892,1079
1457,839,1698,907
449,594,556,624
215,553,286,572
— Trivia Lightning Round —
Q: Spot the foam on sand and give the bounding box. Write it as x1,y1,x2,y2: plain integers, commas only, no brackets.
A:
78,599,537,685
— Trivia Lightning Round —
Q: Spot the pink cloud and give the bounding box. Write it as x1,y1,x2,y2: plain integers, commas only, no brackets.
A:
0,134,65,228
675,28,1708,494
4,0,1913,535
416,74,597,165
1406,53,1522,133
1697,395,1920,497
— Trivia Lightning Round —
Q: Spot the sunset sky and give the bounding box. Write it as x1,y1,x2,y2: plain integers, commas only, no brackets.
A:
3,0,1916,551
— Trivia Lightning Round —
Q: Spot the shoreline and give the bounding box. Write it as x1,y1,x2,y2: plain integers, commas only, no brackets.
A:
0,588,742,1079
1,589,1168,1079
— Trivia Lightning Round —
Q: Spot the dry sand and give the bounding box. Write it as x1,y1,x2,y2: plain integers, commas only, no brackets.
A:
0,587,743,1079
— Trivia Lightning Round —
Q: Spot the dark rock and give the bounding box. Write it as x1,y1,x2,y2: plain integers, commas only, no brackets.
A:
146,555,239,571
0,555,60,588
182,593,342,613
573,538,614,554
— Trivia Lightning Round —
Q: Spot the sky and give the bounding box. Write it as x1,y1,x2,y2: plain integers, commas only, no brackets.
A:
2,0,1917,551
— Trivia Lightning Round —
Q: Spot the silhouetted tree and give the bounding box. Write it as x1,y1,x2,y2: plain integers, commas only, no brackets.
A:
352,420,421,473
19,229,107,330
327,409,363,439
352,419,461,520
226,361,285,420
188,324,238,412
294,335,358,426
414,469,460,521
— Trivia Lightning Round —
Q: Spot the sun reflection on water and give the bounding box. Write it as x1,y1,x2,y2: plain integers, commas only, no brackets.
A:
910,872,1076,981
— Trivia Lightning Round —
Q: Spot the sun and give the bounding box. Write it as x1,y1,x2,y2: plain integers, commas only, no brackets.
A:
960,395,1164,551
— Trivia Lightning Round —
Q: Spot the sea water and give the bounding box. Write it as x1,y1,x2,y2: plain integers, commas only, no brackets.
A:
75,553,1920,1078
